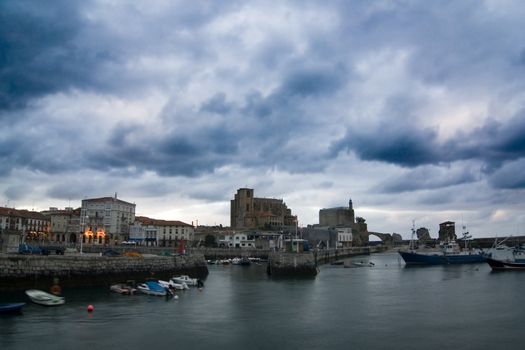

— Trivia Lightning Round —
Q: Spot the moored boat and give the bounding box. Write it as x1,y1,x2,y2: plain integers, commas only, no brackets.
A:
398,225,485,265
0,303,26,315
485,244,525,271
158,279,189,290
25,289,65,306
171,275,198,286
137,281,167,296
110,283,137,295
486,257,525,270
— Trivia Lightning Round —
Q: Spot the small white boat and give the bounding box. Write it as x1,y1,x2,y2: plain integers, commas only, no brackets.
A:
171,275,198,286
158,279,189,290
25,289,65,306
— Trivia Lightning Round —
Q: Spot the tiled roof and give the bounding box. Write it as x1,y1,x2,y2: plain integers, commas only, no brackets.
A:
136,216,192,227
0,207,49,220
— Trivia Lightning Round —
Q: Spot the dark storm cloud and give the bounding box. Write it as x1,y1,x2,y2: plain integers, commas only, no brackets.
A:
331,122,440,167
0,1,114,111
333,109,525,175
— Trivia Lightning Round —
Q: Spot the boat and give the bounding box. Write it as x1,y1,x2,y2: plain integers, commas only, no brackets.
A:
110,283,137,295
0,303,25,315
344,261,375,268
171,275,198,286
25,289,65,306
485,243,525,271
137,281,167,296
398,225,486,265
158,279,189,290
486,258,525,270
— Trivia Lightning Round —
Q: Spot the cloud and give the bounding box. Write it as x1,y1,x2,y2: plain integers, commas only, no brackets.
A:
378,165,479,193
488,158,525,189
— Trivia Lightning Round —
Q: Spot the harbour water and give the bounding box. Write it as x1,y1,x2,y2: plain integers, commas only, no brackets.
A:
1,252,523,350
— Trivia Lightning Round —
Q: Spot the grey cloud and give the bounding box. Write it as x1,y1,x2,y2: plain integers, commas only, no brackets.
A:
333,110,525,180
0,1,114,111
378,166,478,194
332,122,440,167
488,159,525,189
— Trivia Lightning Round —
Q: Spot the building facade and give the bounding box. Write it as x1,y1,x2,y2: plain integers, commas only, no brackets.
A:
230,188,297,230
80,195,136,245
130,216,194,247
42,207,81,243
218,232,256,248
0,207,51,252
319,199,355,226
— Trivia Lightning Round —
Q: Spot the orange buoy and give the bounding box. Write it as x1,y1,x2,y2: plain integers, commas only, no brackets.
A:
87,304,94,312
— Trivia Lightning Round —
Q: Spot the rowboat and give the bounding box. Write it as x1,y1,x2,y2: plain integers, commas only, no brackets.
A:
25,289,65,306
0,303,25,314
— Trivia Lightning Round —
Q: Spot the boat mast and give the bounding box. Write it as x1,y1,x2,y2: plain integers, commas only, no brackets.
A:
409,220,416,250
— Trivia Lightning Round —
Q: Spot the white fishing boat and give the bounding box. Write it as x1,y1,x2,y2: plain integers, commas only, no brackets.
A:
25,289,65,306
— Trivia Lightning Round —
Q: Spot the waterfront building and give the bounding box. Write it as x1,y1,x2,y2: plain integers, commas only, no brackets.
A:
0,207,51,252
218,232,256,248
319,199,355,226
41,207,81,243
80,195,136,245
307,198,376,247
230,188,297,230
130,216,194,247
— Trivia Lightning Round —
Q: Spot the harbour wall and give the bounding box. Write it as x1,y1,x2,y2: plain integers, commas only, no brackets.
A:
267,246,387,277
0,253,208,291
267,252,319,277
314,246,387,264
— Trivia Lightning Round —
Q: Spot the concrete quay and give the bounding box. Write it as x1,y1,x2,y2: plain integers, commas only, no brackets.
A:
0,253,208,291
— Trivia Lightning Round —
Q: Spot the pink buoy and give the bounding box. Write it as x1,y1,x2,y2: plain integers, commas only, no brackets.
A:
87,305,94,312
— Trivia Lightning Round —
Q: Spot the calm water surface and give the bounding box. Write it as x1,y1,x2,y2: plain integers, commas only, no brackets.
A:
1,252,523,350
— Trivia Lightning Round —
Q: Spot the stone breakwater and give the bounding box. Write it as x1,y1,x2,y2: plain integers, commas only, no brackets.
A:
267,252,319,277
0,254,208,291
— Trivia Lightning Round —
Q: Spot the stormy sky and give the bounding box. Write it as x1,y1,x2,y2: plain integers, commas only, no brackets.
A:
1,0,525,238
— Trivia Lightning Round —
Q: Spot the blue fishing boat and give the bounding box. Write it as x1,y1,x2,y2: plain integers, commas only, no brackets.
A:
0,303,26,315
398,225,486,265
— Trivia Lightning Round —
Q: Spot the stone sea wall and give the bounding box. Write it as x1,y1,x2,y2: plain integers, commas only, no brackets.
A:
267,252,319,277
0,254,208,291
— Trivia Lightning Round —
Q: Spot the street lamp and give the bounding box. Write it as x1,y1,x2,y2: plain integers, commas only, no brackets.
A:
80,215,88,254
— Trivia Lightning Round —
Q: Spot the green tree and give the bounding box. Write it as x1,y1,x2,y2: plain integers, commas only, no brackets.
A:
204,234,217,247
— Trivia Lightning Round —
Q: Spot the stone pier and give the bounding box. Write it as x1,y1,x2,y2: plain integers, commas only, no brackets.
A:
267,252,319,277
0,253,208,291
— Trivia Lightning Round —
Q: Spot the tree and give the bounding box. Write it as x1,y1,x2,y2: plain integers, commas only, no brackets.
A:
204,234,218,248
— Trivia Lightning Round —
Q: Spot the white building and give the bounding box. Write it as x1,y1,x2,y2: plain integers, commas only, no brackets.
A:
130,216,194,247
80,195,136,245
336,227,353,248
218,232,256,248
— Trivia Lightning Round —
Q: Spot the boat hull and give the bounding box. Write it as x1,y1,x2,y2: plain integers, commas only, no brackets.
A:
399,251,486,265
487,257,525,271
137,281,167,296
0,303,25,314
25,290,65,306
